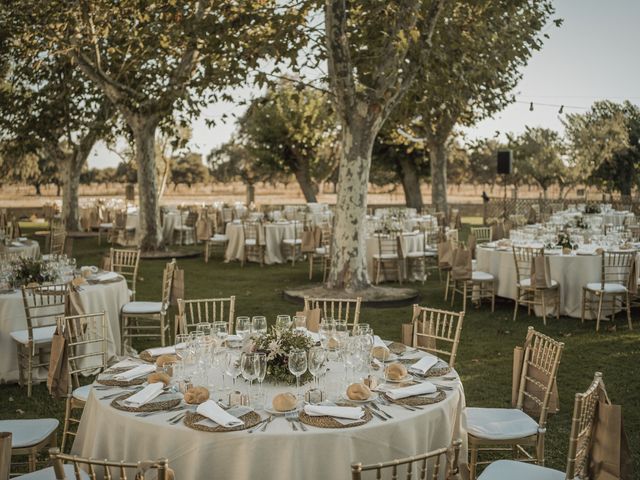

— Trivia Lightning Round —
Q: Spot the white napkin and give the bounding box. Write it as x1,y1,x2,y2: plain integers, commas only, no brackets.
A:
373,336,388,348
306,331,320,343
17,237,27,241
145,345,176,357
409,355,439,375
197,400,244,428
94,271,120,282
109,358,142,369
10,241,22,247
123,383,164,407
304,405,364,420
385,382,437,400
114,364,155,380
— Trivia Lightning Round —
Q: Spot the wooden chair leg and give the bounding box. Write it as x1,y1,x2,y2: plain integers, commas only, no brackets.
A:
469,446,478,480
462,283,467,312
596,293,605,332
513,288,520,322
581,289,587,323
308,254,314,280
626,292,633,330
27,350,33,398
541,291,547,326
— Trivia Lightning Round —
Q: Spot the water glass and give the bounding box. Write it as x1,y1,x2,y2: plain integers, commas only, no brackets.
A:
252,316,267,336
307,346,327,390
293,315,307,332
213,322,228,347
175,333,190,361
225,349,242,390
288,349,308,398
241,353,260,403
236,316,251,339
275,315,292,331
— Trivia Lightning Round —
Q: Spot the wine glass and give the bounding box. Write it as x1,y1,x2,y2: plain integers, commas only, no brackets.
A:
196,322,212,337
288,349,307,399
213,322,228,347
235,316,251,339
293,315,307,333
307,346,327,390
276,315,292,331
224,349,242,390
175,333,190,362
241,353,259,404
252,316,267,336
256,352,267,396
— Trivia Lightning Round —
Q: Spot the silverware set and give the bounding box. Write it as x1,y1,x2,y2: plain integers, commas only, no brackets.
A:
136,404,185,418
248,415,273,433
285,411,307,431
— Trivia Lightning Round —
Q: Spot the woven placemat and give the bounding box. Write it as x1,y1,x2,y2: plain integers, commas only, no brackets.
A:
183,410,261,432
299,407,372,429
96,374,146,387
110,392,181,413
383,388,446,406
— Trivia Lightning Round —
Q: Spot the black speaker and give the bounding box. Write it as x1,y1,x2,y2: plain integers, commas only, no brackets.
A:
497,150,512,175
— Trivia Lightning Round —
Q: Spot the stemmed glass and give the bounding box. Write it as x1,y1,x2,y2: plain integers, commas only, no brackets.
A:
175,333,190,362
307,346,327,391
256,352,267,399
252,316,267,336
236,316,251,339
293,315,307,333
241,353,259,404
276,315,292,331
288,349,308,399
213,322,228,348
225,349,242,390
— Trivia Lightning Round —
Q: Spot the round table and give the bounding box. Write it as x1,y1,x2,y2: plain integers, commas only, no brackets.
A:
0,240,40,259
476,245,640,318
224,221,304,265
0,275,129,383
72,351,466,480
365,232,429,282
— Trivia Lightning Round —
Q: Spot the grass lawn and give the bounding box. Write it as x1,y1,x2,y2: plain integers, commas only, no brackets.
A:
2,228,639,474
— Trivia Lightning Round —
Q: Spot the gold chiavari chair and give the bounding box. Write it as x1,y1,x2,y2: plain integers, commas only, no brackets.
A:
109,211,128,245
0,222,14,240
176,296,236,335
581,250,635,331
173,210,198,246
121,259,176,349
241,221,265,267
308,222,333,281
109,248,140,301
351,440,462,480
10,283,69,397
470,226,493,244
512,246,560,325
373,231,403,285
467,327,564,480
0,419,58,474
449,243,495,313
411,305,464,368
204,212,229,263
304,296,361,332
478,372,607,480
49,228,67,256
19,448,171,480
628,225,640,242
59,312,108,452
282,219,304,266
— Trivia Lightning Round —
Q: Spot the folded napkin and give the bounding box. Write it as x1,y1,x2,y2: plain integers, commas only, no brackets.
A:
385,382,437,400
145,345,176,357
94,271,120,282
303,405,364,420
373,336,388,349
123,383,164,408
114,364,156,381
110,358,143,370
17,237,27,241
409,355,439,375
10,241,22,247
197,400,244,428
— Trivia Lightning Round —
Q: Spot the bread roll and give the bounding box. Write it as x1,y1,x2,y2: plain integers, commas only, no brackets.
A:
346,383,371,401
385,362,408,381
272,392,297,412
184,386,210,405
156,354,177,368
147,372,171,386
371,345,390,361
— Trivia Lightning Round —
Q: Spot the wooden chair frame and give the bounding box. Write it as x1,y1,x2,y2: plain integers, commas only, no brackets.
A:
121,260,175,350
449,244,495,313
351,440,461,480
282,220,303,266
204,211,228,263
241,221,265,267
512,246,560,325
109,248,140,301
16,284,69,397
176,296,236,336
470,226,492,244
581,250,635,331
373,232,403,285
468,327,564,479
304,296,361,332
308,223,333,281
49,228,67,256
411,305,464,368
174,210,198,246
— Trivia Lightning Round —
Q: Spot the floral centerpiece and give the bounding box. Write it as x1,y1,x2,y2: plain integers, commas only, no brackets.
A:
584,204,601,214
249,328,314,385
9,257,56,288
556,232,574,251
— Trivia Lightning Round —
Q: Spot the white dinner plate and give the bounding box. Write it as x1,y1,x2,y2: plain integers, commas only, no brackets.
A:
384,374,414,384
264,405,302,416
340,392,379,404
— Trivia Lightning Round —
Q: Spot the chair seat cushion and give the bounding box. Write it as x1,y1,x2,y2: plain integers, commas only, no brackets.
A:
10,326,57,345
282,238,303,245
72,384,92,402
99,223,113,229
244,238,257,246
122,301,163,315
478,460,564,480
0,418,59,448
210,234,229,242
18,464,91,479
472,271,494,282
174,225,194,231
585,282,627,293
315,247,327,255
373,253,399,260
466,407,539,440
519,278,558,288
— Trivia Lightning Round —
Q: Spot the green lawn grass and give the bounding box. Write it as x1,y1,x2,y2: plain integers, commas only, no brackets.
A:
2,228,639,474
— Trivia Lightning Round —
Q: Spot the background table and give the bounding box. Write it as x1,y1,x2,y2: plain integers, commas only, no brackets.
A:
225,221,303,265
0,240,40,259
73,353,466,480
0,276,129,383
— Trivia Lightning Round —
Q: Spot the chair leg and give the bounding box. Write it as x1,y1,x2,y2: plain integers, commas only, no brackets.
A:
596,293,604,332
513,288,520,322
444,272,450,301
375,260,380,285
27,349,33,398
462,283,467,312
491,283,495,312
204,242,209,263
581,289,587,323
541,291,547,326
469,446,478,480
61,397,72,452
626,292,633,330
308,254,314,280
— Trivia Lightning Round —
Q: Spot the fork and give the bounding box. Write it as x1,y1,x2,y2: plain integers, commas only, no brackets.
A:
285,412,298,431
369,402,392,419
136,404,184,418
260,415,273,432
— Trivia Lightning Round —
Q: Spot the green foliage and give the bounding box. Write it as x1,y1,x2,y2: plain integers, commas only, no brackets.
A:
250,327,314,385
171,153,209,188
207,140,278,187
8,258,57,289
370,127,427,186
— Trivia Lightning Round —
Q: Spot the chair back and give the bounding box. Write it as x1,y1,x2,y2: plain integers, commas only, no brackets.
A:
0,222,13,240
21,283,69,336
222,207,234,223
565,372,608,480
599,250,635,289
351,440,461,480
49,448,170,480
376,231,402,259
304,296,361,332
319,223,333,252
109,248,140,298
161,260,177,306
114,211,127,229
470,226,492,243
177,296,236,335
411,305,464,368
57,312,108,387
242,221,262,243
50,228,67,256
512,246,544,286
516,327,564,427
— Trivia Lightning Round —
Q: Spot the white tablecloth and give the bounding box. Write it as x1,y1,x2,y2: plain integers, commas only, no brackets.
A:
225,221,303,265
0,276,129,383
73,351,466,480
0,240,40,259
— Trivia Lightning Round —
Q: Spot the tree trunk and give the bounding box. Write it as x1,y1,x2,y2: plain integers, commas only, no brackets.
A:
246,182,255,205
35,183,41,196
131,117,162,250
397,156,423,210
61,154,81,231
326,120,376,290
429,140,448,213
293,166,318,203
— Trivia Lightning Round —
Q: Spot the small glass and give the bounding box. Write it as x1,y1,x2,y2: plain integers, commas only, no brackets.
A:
175,333,190,361
293,315,307,332
275,315,292,331
235,316,251,339
252,316,267,335
213,322,228,347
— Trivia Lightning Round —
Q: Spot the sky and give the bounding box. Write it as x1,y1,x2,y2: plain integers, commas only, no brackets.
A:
87,0,640,169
